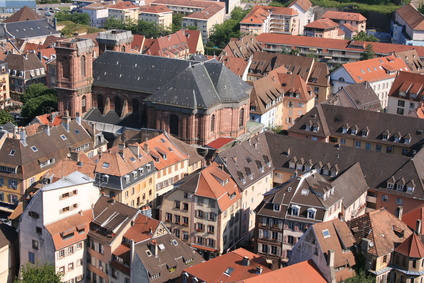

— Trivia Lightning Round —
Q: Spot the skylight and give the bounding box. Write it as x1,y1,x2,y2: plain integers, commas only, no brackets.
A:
60,134,67,140
75,130,80,134
31,146,38,152
102,162,110,169
301,189,309,196
322,229,330,238
224,267,234,276
9,150,15,156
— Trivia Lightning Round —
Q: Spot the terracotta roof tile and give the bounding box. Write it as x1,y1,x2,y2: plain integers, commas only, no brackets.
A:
305,18,339,30
206,137,235,149
388,71,424,101
139,5,172,13
402,205,424,234
395,233,424,258
322,11,366,22
288,0,313,12
3,6,42,23
109,1,139,9
123,214,161,243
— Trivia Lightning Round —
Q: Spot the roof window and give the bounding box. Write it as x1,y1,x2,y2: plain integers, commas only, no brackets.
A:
322,229,330,238
31,146,38,152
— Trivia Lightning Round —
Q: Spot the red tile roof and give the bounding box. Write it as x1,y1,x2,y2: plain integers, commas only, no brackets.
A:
322,11,366,22
139,5,172,13
288,0,313,13
241,259,327,283
3,6,42,23
131,34,145,53
402,204,424,234
123,214,160,243
396,4,424,31
255,33,424,58
388,71,424,100
206,137,235,149
109,1,139,9
241,5,297,25
395,233,424,258
341,23,357,32
184,3,224,20
305,18,339,30
183,248,272,282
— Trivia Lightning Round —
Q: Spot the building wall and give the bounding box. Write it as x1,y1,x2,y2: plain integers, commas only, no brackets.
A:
155,160,188,197
343,191,367,221
387,96,421,116
183,8,224,42
290,5,314,35
0,243,15,283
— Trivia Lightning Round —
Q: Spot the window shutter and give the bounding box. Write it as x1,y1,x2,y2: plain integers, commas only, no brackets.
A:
278,220,283,229
269,218,274,226
258,243,262,253
283,236,288,244
278,233,282,242
277,246,281,256
259,229,263,238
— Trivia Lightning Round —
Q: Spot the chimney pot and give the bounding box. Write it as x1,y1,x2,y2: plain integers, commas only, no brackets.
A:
417,219,422,235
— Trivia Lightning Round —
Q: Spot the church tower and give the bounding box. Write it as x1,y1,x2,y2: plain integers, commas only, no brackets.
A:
96,30,134,56
55,38,94,117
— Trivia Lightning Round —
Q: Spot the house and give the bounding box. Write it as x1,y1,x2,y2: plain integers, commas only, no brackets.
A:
181,248,272,282
242,259,327,283
160,162,242,258
265,131,424,216
19,172,101,283
80,2,112,28
339,23,358,39
55,37,252,146
2,6,39,23
247,51,330,103
215,133,274,247
0,61,10,109
151,0,225,42
392,3,424,46
87,196,139,283
288,0,315,35
289,219,357,282
402,204,424,235
139,5,173,30
392,49,424,72
108,1,140,22
321,11,366,33
323,82,381,112
347,208,412,282
240,5,299,36
387,71,424,116
330,55,409,110
254,170,344,265
256,33,424,67
0,223,18,283
130,233,204,282
4,53,46,98
219,34,262,60
0,116,104,210
288,104,424,156
143,30,204,59
304,19,344,39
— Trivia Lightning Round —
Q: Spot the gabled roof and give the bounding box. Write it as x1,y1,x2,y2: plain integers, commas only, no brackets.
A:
347,208,412,256
393,49,424,72
2,19,60,39
322,11,366,22
220,56,249,77
220,34,262,59
184,3,224,20
324,82,381,111
184,248,272,282
402,205,424,234
5,52,44,71
144,30,191,58
255,34,424,58
243,259,326,283
241,5,297,25
123,213,161,243
396,4,424,31
305,18,339,30
3,6,42,23
139,4,172,13
45,151,96,183
395,233,424,258
288,0,313,13
388,71,424,102
109,1,139,9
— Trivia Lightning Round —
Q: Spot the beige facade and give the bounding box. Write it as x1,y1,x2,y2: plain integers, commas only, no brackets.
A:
139,8,173,30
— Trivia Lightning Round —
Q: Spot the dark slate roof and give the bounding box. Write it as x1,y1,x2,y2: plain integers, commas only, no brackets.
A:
83,108,144,129
3,19,60,39
288,104,424,151
324,82,381,111
264,132,424,201
4,52,43,71
93,52,251,111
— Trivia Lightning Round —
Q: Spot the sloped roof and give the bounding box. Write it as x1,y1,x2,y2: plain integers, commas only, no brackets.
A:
184,3,224,20
402,205,424,234
45,152,96,183
122,213,161,243
348,208,412,256
395,233,424,258
220,34,262,59
3,19,60,39
241,5,297,25
324,82,381,111
139,4,172,13
305,18,339,30
109,1,139,9
3,6,42,23
396,3,424,31
4,52,44,71
388,71,424,102
288,0,313,13
322,11,366,22
184,248,272,282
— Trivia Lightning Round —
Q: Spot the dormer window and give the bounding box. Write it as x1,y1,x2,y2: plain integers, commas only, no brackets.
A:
307,208,316,219
387,182,394,189
382,131,390,140
312,125,319,132
273,204,280,212
396,183,403,191
407,185,414,194
124,175,130,184
351,128,357,135
101,174,109,183
291,205,300,216
342,124,349,134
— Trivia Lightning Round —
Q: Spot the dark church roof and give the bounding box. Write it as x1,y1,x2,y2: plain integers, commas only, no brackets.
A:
93,52,251,112
1,19,60,40
3,5,41,23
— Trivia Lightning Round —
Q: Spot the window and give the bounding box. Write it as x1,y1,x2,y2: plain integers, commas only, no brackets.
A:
273,204,280,212
175,215,180,224
397,108,404,115
174,229,180,238
239,108,245,127
211,114,215,132
207,225,214,234
58,250,65,259
261,244,268,253
68,262,74,271
196,210,203,219
183,203,188,210
288,236,295,245
355,141,361,148
307,208,316,219
8,179,17,189
32,240,39,250
376,144,382,152
36,227,42,235
183,217,189,225
166,213,172,222
398,100,405,107
322,229,330,238
396,198,403,205
31,146,38,152
365,143,371,150
183,231,189,241
208,238,214,247
28,252,35,264
175,201,180,209
386,146,393,154
196,223,204,231
291,205,299,216
340,138,346,145
382,195,388,202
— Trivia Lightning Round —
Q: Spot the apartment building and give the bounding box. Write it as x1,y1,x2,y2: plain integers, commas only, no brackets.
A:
80,2,111,28
0,223,18,283
240,5,299,36
215,133,274,247
288,0,315,35
19,172,100,283
304,18,344,39
322,11,366,33
392,3,424,46
108,1,140,22
387,71,424,116
139,5,173,30
160,162,242,259
330,55,409,110
0,61,9,109
256,33,424,67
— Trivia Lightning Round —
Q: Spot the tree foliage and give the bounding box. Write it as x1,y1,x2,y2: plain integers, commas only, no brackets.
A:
21,83,55,104
21,85,57,123
104,18,171,38
0,110,14,124
55,10,90,26
15,263,63,283
172,13,184,33
361,43,375,60
208,7,251,48
353,31,378,42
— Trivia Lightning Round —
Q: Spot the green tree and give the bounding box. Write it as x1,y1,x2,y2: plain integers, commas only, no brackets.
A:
21,83,56,104
55,10,90,26
353,31,378,42
0,110,14,124
172,13,184,32
361,43,375,60
15,263,63,283
21,93,57,123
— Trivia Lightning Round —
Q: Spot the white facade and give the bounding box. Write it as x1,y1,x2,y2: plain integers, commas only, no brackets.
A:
387,96,420,116
19,172,100,281
80,6,109,28
289,3,314,35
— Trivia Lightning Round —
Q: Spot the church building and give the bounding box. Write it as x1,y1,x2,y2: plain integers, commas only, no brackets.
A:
55,31,252,146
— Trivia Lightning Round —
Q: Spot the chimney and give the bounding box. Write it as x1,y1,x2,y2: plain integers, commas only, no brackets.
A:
130,239,135,266
152,240,158,257
118,143,125,158
242,256,250,266
397,206,403,220
143,141,149,153
128,143,140,158
37,51,42,61
62,110,70,132
417,219,422,235
53,17,57,30
76,112,81,125
327,250,335,268
256,266,262,274
91,123,97,145
149,226,153,235
70,151,79,161
361,238,371,252
46,125,50,136
20,128,27,146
